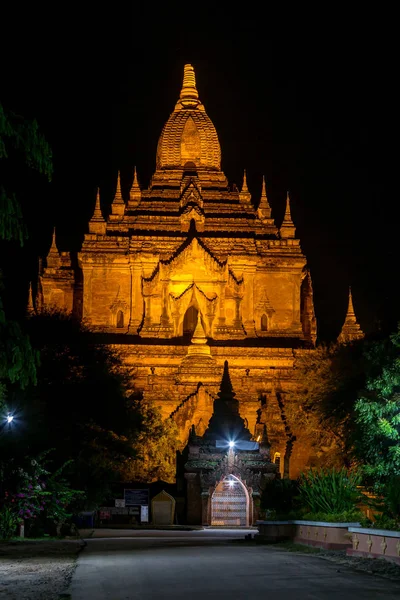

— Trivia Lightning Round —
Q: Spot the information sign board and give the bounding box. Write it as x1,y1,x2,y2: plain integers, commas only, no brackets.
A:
124,489,149,506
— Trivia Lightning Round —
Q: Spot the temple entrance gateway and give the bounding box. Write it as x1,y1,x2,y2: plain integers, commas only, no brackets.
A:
211,476,249,526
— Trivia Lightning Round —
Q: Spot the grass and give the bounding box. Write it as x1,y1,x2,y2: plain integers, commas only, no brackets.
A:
1,536,65,543
270,541,322,553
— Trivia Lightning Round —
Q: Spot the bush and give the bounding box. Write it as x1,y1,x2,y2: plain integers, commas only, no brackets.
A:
299,509,364,523
367,476,400,530
260,478,299,519
0,506,18,540
298,467,362,515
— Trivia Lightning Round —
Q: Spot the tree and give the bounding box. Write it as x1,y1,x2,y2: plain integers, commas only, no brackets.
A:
354,325,400,483
284,341,366,468
0,101,52,411
122,396,180,484
19,309,138,507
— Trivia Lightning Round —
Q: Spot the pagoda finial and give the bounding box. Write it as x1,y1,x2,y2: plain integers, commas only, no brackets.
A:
239,169,251,204
242,170,249,192
180,64,199,100
128,166,141,208
280,191,296,239
27,281,35,315
338,286,364,343
176,64,201,109
347,286,356,317
114,171,124,204
46,226,61,268
49,227,57,253
257,176,272,218
133,166,139,188
111,171,125,216
88,188,106,235
91,188,104,220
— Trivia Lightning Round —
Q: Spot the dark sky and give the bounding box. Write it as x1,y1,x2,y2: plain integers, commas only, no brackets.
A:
1,8,398,341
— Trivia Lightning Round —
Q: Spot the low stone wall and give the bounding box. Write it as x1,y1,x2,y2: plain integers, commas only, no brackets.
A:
347,527,400,565
256,521,295,542
293,521,360,550
256,520,360,550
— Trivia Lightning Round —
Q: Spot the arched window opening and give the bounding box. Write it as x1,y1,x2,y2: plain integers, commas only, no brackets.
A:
183,305,198,336
116,310,124,328
261,314,268,331
274,452,281,472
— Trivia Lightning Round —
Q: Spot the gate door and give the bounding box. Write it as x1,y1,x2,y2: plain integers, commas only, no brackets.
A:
211,476,248,526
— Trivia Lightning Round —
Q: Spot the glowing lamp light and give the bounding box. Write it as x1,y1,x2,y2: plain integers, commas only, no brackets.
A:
228,441,235,448
6,415,14,424
229,479,234,487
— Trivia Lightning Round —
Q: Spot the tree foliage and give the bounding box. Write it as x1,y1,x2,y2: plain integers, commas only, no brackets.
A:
354,325,400,482
285,341,366,467
0,102,51,409
122,396,180,484
16,309,137,507
0,102,52,245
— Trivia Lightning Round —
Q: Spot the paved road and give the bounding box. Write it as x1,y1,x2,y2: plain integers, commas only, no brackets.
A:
68,529,400,599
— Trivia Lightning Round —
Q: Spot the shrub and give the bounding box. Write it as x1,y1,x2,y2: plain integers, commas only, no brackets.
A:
260,478,299,519
298,467,362,515
0,506,18,540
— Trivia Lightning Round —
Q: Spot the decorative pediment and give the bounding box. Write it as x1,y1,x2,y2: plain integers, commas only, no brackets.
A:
256,289,275,316
165,237,226,279
180,204,205,232
110,287,129,313
180,179,203,210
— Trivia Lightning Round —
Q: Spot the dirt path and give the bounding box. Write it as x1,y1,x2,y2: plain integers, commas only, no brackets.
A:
0,540,82,599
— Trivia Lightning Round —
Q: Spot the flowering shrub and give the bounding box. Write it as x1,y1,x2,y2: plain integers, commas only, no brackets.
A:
0,451,84,538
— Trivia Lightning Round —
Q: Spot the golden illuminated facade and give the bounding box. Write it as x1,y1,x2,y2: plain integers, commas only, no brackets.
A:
35,64,363,479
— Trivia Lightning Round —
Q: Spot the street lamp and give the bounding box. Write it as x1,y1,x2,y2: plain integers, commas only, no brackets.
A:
228,440,235,448
0,413,15,433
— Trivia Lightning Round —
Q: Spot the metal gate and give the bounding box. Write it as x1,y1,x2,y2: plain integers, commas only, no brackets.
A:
211,476,248,526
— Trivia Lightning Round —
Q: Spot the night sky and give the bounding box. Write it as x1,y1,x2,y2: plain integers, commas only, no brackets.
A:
1,8,397,342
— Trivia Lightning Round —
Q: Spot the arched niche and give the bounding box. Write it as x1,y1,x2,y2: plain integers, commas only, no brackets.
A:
183,305,198,336
261,314,268,331
116,310,124,329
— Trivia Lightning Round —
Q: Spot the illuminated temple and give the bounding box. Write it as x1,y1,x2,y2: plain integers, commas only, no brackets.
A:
34,64,364,486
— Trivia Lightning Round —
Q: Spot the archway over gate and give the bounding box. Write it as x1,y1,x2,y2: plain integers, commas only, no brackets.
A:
211,475,250,526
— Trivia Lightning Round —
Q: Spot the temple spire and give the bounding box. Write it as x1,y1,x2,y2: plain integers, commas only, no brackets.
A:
257,176,272,218
111,171,125,216
239,169,251,204
49,227,57,253
180,64,199,100
338,287,364,343
88,188,106,235
46,227,61,268
242,169,249,192
280,191,296,239
203,360,251,442
176,64,201,109
27,281,35,315
128,166,141,208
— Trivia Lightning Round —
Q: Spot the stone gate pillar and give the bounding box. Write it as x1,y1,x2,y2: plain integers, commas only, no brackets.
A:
185,473,202,524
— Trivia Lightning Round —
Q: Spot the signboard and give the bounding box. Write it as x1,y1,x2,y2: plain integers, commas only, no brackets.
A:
115,499,125,508
124,489,149,506
140,505,149,523
99,506,139,515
